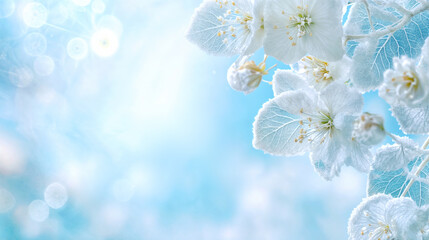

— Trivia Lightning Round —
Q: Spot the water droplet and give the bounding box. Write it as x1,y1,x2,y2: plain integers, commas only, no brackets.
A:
33,55,55,76
44,183,68,209
91,28,119,57
0,188,15,213
67,38,88,60
23,32,47,56
0,0,15,19
28,200,49,222
23,2,48,28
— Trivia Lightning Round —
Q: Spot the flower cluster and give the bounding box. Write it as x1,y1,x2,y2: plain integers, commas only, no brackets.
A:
187,0,429,238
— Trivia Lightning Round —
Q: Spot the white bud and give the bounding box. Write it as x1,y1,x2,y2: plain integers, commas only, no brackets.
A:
353,113,385,146
227,55,273,94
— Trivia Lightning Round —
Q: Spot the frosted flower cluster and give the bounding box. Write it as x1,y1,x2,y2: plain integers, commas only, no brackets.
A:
187,0,429,238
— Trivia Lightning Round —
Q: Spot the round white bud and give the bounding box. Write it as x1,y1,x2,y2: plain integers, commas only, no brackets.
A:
353,113,385,146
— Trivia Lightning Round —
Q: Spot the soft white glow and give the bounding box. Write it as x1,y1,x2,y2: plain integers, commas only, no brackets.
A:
91,28,119,57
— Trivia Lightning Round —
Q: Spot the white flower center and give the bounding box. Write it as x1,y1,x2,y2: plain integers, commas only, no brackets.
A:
300,56,333,84
295,109,334,144
360,211,393,240
386,70,421,100
273,5,314,47
289,5,313,38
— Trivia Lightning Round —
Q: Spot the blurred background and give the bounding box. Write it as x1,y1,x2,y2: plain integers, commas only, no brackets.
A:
0,0,420,239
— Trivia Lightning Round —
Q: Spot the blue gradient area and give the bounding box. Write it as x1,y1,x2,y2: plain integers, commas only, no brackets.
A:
0,1,413,239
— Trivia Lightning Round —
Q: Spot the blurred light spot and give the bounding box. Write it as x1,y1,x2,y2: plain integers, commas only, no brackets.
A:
91,28,119,57
44,183,68,209
28,200,49,222
9,67,34,87
23,32,47,56
33,55,54,76
72,0,91,7
97,15,123,36
67,38,88,60
0,133,26,175
0,0,15,19
92,0,106,14
0,188,15,213
112,179,135,202
22,2,48,28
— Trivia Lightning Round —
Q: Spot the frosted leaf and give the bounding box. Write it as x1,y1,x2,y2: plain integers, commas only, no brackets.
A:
271,69,306,96
368,156,429,207
392,105,429,134
346,2,429,91
252,91,313,156
372,136,422,171
186,0,265,56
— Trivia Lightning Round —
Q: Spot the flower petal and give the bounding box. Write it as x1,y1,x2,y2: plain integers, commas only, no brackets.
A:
186,0,260,56
252,91,312,156
272,69,307,96
310,130,345,180
319,83,364,117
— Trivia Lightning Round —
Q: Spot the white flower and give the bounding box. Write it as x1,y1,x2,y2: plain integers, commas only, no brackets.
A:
298,55,352,91
227,55,275,94
253,82,364,180
186,0,265,56
352,113,385,146
348,194,427,240
379,56,429,107
263,0,345,64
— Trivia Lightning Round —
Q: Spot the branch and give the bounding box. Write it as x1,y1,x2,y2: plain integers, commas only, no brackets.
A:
344,2,429,43
400,136,429,197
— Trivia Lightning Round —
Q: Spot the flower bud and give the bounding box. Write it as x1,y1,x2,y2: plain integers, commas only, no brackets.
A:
227,55,274,94
352,113,385,146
